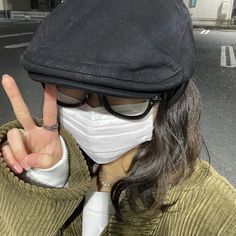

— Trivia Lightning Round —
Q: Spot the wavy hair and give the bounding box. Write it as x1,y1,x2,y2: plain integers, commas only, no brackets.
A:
109,79,203,222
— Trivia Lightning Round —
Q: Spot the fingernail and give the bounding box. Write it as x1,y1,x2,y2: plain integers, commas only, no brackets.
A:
2,74,9,79
2,74,10,88
12,165,23,174
21,159,31,171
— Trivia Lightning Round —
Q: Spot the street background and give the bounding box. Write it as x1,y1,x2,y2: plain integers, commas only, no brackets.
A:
0,22,236,186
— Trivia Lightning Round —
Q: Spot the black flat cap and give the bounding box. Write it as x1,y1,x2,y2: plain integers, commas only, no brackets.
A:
20,0,198,98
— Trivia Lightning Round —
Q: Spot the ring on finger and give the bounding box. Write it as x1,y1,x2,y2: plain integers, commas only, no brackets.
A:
42,123,58,132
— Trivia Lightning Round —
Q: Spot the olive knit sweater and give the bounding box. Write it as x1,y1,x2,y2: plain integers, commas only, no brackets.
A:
0,120,235,236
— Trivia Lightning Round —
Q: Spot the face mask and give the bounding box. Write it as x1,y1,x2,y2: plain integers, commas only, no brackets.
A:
59,102,157,164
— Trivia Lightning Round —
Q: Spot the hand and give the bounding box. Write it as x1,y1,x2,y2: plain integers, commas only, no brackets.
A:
1,74,62,174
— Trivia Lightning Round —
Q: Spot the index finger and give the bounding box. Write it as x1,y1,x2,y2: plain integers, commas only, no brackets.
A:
2,74,36,131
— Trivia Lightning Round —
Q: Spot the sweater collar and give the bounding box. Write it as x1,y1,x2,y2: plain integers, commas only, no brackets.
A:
100,159,207,235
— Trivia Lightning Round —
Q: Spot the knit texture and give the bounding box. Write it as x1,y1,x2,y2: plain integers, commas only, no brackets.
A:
0,119,91,236
0,120,236,236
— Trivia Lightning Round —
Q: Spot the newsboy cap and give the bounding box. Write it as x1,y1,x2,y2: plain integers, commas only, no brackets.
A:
20,0,198,98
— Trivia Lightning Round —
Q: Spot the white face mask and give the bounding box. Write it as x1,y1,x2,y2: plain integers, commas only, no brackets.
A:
59,101,157,164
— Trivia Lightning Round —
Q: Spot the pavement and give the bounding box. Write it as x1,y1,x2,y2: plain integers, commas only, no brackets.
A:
0,18,15,22
0,23,235,187
193,29,236,187
0,18,41,23
194,25,236,32
193,25,236,30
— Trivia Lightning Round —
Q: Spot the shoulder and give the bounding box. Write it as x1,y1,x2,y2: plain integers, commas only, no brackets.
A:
168,159,236,203
193,159,236,202
193,159,236,219
161,159,236,235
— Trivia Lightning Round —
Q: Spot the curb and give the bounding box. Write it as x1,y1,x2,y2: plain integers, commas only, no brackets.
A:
0,18,15,22
193,25,236,31
0,19,41,23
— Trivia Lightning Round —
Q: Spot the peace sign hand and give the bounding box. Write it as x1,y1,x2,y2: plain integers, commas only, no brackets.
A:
1,74,63,174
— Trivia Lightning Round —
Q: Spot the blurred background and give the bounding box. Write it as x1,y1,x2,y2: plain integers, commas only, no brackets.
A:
0,0,236,186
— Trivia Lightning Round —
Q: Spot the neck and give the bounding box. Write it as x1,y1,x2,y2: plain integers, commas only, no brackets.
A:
98,146,139,192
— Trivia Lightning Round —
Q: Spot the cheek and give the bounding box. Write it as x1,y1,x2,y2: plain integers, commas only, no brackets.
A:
57,87,86,100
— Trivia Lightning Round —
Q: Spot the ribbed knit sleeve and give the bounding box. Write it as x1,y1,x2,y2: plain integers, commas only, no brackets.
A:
0,119,91,236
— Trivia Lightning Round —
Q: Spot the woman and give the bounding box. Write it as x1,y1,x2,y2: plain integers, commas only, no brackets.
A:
0,0,236,235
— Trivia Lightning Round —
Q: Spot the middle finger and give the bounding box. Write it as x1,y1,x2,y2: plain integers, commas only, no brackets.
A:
43,83,58,128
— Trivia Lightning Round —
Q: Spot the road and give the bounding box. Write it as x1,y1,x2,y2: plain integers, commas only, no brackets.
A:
0,22,43,125
0,22,235,186
194,29,236,187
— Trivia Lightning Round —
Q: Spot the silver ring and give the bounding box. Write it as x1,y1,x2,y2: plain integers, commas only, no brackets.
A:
42,123,58,132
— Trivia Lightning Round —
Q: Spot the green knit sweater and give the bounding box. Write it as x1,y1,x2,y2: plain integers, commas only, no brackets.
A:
0,120,235,236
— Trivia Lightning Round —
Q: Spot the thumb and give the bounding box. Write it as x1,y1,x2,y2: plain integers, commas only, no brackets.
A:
24,153,60,169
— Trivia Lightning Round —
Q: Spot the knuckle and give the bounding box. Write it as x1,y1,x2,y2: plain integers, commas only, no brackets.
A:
7,128,25,145
7,128,18,137
5,133,27,160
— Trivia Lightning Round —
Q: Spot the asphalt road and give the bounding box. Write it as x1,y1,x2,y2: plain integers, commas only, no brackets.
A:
0,22,235,186
0,22,43,125
194,29,236,187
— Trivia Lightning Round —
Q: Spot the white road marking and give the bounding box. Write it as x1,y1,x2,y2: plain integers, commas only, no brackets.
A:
4,42,30,49
0,32,34,39
16,22,40,24
221,46,236,68
200,30,210,34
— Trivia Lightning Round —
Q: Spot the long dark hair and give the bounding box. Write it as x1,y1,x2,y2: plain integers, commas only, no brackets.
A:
109,78,203,222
